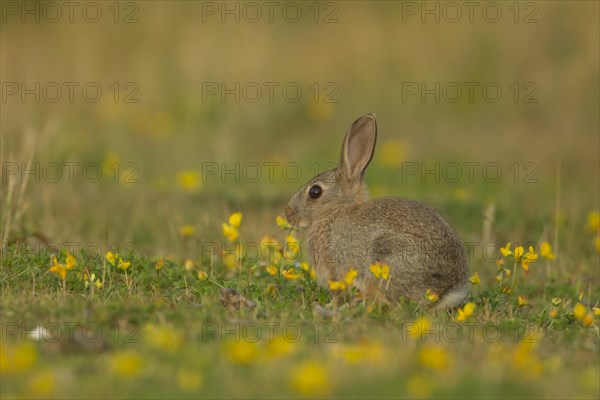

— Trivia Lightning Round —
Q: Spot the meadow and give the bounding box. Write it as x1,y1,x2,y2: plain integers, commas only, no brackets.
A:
1,1,599,398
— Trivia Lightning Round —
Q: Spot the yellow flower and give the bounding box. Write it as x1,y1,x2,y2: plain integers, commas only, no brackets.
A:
222,244,242,269
179,225,196,237
408,317,431,340
425,289,439,302
582,313,594,327
517,295,528,306
85,273,102,289
106,251,116,266
222,223,238,242
380,263,390,280
586,211,600,233
197,271,208,280
514,246,524,262
370,262,390,280
228,212,242,229
521,246,538,271
177,368,203,391
276,215,292,229
155,259,165,271
419,345,451,371
289,360,330,396
496,258,506,268
145,324,183,352
117,258,131,270
285,235,301,254
49,263,67,281
500,242,513,257
551,297,562,306
468,272,480,285
345,268,358,286
593,307,600,316
27,370,56,397
65,253,76,269
378,139,407,168
1,342,37,373
505,268,512,276
176,169,201,192
406,373,433,398
369,263,382,278
539,242,555,260
282,268,302,280
328,280,346,291
573,303,587,321
456,302,476,322
266,336,296,358
266,265,278,276
184,259,194,271
110,351,143,378
549,308,558,318
223,340,260,365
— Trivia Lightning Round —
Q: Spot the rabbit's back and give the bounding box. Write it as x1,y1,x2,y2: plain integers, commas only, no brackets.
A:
329,197,467,302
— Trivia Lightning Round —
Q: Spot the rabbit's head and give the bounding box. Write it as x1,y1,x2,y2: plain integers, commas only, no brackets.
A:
285,114,377,228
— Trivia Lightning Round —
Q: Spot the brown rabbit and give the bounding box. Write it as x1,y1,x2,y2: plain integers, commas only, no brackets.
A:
285,114,470,309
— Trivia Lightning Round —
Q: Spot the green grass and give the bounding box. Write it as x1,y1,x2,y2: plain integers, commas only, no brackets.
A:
1,1,599,399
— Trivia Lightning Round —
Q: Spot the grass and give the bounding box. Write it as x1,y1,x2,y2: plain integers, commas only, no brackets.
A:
1,1,599,399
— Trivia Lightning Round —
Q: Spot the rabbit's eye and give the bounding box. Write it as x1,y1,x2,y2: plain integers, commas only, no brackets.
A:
309,185,323,199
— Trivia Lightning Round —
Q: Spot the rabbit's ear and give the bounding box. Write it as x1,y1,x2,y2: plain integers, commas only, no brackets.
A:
339,113,377,180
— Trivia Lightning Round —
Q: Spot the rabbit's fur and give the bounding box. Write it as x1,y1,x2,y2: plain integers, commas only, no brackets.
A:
285,114,470,309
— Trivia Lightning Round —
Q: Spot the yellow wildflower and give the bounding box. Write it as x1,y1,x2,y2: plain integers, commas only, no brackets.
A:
408,317,431,340
110,351,143,378
223,340,260,365
549,308,558,318
521,246,538,270
514,246,524,262
155,259,165,271
184,259,194,271
106,251,116,266
573,303,587,320
27,370,56,397
176,169,201,192
419,345,451,371
145,324,183,352
500,242,513,257
177,368,203,391
593,307,600,316
456,302,476,322
179,225,196,237
49,263,67,281
266,265,278,276
328,281,346,291
381,263,390,280
65,253,76,269
118,258,131,270
289,360,330,396
468,272,480,285
582,313,594,327
345,268,358,286
222,223,238,242
425,289,439,302
282,268,302,280
517,295,528,306
551,297,561,306
539,242,555,260
586,211,600,233
276,215,292,229
228,212,242,229
198,271,208,280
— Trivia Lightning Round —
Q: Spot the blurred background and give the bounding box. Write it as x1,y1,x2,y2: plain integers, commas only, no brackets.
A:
1,1,598,261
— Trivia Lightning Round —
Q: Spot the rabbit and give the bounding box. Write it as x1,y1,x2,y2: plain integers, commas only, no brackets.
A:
285,113,470,310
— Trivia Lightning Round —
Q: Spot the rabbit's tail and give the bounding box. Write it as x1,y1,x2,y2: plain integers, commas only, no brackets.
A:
432,281,471,310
